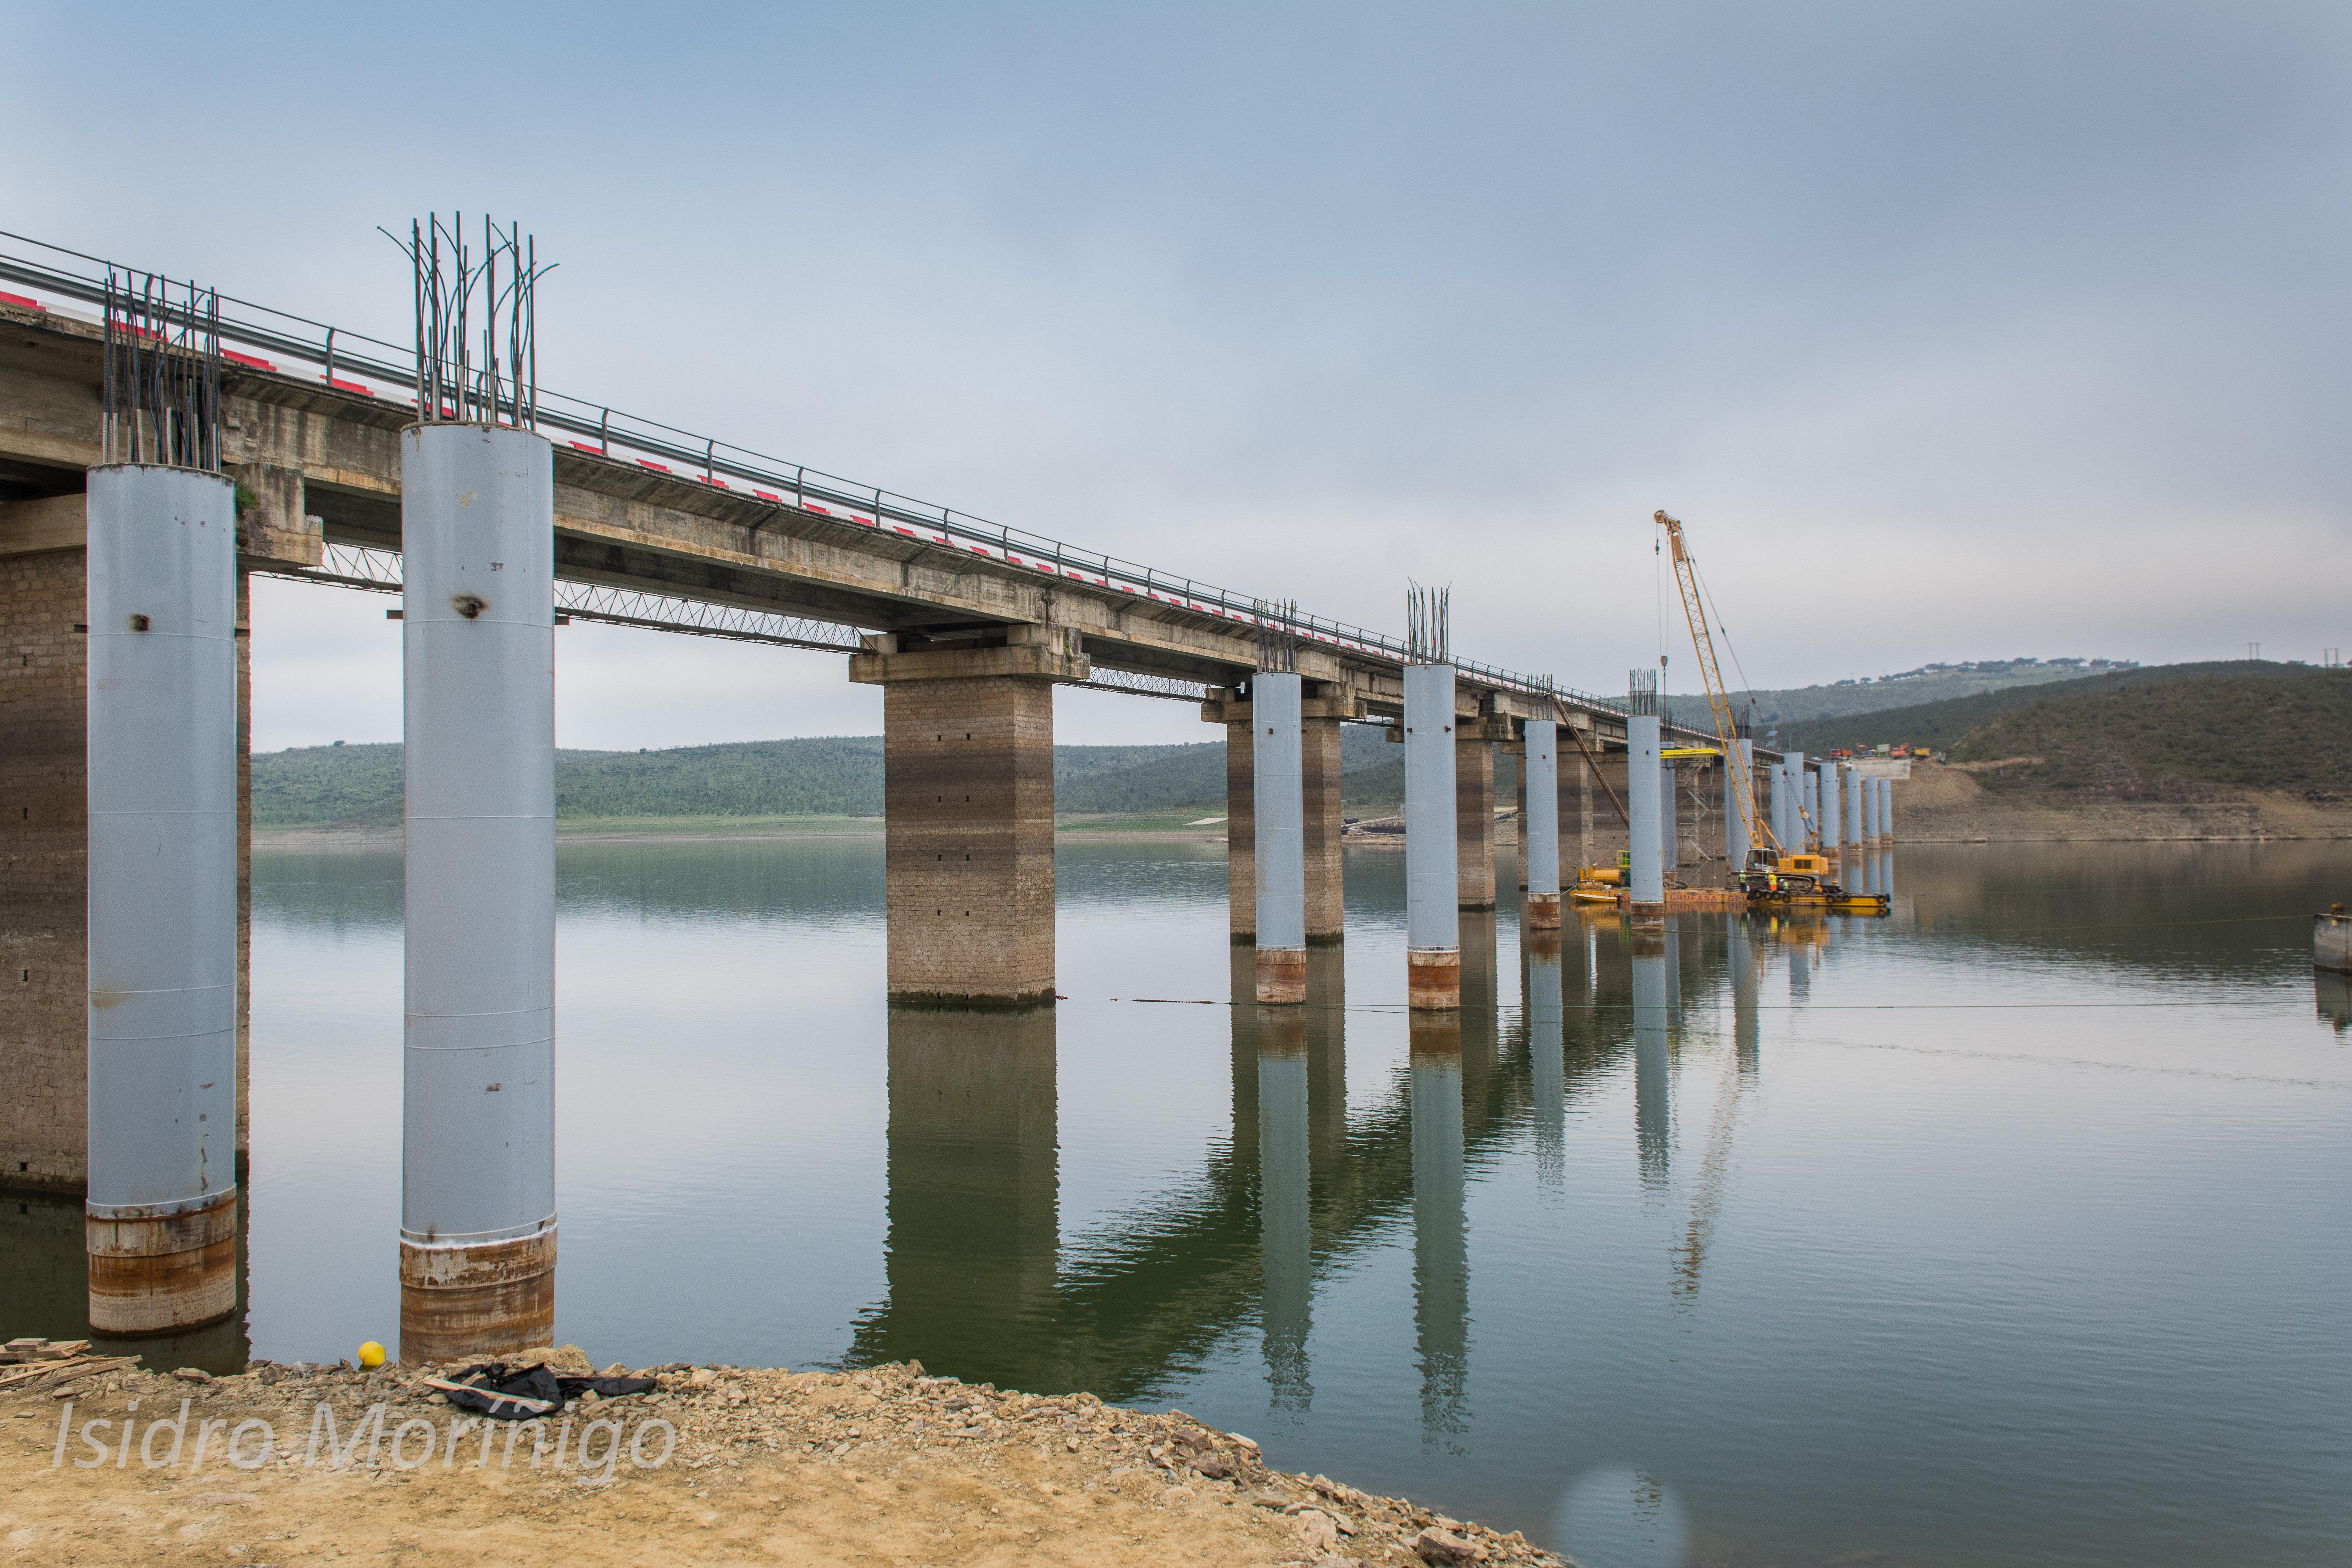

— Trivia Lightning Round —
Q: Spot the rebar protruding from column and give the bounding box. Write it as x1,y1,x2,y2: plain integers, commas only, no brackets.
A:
1524,719,1561,929
1404,657,1461,1010
385,214,555,430
1627,670,1664,922
399,421,557,1362
1253,670,1307,1003
84,463,240,1333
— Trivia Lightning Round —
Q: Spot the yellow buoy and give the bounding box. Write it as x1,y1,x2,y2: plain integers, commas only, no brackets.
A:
357,1340,387,1369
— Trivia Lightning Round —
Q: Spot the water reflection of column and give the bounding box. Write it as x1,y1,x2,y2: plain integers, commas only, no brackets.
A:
1663,919,1683,1028
1632,945,1670,1189
1305,944,1348,1168
1459,910,1500,1113
1528,933,1565,1189
1878,850,1896,899
1728,922,1760,1084
1258,1007,1312,1412
1410,1013,1469,1444
1788,940,1811,1004
880,1003,1059,1390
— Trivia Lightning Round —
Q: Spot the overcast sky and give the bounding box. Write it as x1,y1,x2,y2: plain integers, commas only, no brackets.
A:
7,1,2347,750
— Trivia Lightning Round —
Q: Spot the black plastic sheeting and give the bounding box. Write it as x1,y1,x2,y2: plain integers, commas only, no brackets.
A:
439,1361,659,1421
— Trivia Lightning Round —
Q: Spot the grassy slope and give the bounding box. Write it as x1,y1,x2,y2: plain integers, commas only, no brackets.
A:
1771,661,2352,802
1947,664,2352,801
252,726,1427,828
1674,661,2137,728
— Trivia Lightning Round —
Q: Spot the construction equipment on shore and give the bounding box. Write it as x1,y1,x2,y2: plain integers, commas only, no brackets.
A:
1654,509,1886,915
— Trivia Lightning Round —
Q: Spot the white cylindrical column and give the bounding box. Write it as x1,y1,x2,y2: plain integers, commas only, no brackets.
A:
1403,664,1461,1009
1847,764,1866,846
1801,765,1819,851
1881,776,1895,842
1523,720,1561,928
84,464,240,1333
1769,757,1789,849
1727,738,1753,874
1821,764,1843,857
399,422,558,1363
1659,761,1679,873
1628,711,1663,919
1253,671,1307,1003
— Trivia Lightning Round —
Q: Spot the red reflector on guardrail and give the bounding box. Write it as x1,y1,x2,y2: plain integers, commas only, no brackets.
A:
326,376,372,396
755,489,782,502
637,460,671,473
221,349,275,371
701,476,730,488
0,290,42,310
569,441,602,454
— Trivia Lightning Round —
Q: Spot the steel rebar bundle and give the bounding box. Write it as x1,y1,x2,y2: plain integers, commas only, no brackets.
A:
1255,597,1299,673
385,214,554,428
1406,582,1450,665
100,270,221,470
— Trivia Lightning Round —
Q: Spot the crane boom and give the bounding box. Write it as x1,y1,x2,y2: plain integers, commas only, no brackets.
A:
1653,510,1777,860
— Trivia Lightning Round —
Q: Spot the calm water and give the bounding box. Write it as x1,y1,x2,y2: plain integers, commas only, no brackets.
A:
11,836,2352,1566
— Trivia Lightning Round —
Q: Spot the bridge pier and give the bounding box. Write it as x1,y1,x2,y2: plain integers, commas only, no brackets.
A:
1660,760,1680,873
1209,686,1347,944
1252,671,1307,1004
852,624,1086,1006
1403,663,1460,1009
1727,735,1753,875
83,465,241,1334
1627,673,1664,924
1523,720,1560,928
397,423,558,1363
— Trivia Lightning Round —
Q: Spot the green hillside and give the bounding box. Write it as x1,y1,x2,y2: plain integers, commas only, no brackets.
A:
1674,657,2140,728
1771,661,2352,802
250,725,1430,828
1948,665,2352,800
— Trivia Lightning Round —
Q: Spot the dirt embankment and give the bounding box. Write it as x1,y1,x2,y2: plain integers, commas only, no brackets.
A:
0,1350,1557,1568
1895,760,2352,842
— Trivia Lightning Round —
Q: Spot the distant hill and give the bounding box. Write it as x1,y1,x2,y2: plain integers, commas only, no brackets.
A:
1775,661,2352,802
1671,657,2141,731
251,725,1423,827
1948,664,2352,801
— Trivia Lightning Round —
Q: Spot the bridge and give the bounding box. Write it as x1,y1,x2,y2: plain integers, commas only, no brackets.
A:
0,227,1851,1353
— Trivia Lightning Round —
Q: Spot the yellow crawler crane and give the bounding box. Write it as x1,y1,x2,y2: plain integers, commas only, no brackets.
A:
1654,510,1886,914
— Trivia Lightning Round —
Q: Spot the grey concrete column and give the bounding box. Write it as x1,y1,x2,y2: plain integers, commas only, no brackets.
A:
1404,663,1461,1009
1455,735,1496,909
83,464,240,1333
399,422,557,1362
1820,764,1842,858
1302,711,1345,942
1847,763,1866,847
1259,1012,1311,1412
1769,757,1790,850
1627,681,1664,922
1577,754,1594,873
1253,672,1307,1004
1225,710,1255,941
1523,720,1560,929
1800,763,1818,851
1409,1013,1467,1441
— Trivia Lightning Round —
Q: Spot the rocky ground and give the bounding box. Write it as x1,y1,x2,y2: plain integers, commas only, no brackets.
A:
0,1348,1567,1567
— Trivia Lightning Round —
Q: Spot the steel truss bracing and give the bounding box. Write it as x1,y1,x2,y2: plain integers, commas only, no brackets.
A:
261,544,1209,704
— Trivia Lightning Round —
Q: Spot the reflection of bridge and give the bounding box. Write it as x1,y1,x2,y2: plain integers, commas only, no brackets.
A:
844,911,1749,1428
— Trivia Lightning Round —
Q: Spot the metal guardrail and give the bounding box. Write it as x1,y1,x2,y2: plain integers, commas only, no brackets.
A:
0,229,1636,725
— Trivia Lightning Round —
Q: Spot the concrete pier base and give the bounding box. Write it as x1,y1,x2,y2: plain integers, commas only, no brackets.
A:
398,1227,557,1364
1526,891,1563,929
1407,948,1462,1011
85,1191,238,1334
1255,947,1307,1004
